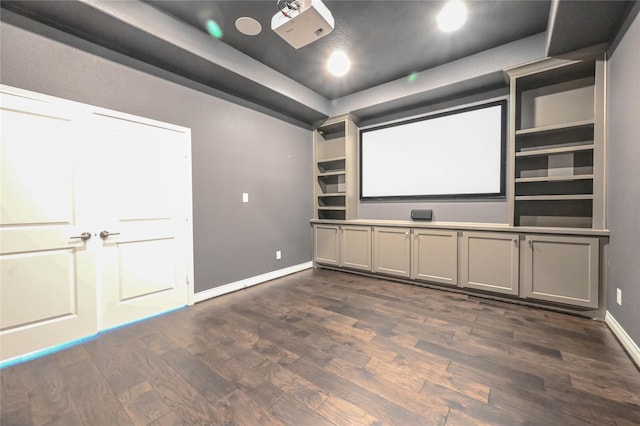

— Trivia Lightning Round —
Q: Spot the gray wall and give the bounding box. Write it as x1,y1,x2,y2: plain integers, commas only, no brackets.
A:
0,16,314,293
606,8,640,345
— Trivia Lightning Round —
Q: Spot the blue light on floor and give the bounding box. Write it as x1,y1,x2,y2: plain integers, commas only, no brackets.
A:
0,334,97,370
0,305,186,369
99,305,186,334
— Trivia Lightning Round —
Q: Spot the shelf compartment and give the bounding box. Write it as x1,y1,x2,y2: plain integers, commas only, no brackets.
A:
317,157,346,173
318,195,346,207
316,122,346,161
517,75,595,131
515,198,593,228
318,209,346,220
317,173,346,194
516,150,593,179
515,60,596,92
515,179,593,197
317,122,346,139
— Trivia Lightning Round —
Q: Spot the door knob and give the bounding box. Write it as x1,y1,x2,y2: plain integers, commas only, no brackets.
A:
70,232,92,242
99,230,120,240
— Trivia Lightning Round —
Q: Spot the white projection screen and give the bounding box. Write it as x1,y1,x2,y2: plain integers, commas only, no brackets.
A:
360,101,506,200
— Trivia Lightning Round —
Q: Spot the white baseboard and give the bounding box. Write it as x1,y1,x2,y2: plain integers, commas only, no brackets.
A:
194,262,313,303
605,311,640,368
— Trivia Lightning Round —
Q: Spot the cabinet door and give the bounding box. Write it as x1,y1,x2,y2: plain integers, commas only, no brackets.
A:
461,232,519,295
523,235,599,308
341,225,372,271
373,227,411,278
412,230,458,286
314,224,340,266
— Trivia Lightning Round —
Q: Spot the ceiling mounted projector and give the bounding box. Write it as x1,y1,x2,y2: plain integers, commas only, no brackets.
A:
271,0,334,49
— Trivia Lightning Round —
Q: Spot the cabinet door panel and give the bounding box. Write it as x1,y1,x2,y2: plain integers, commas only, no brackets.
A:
314,225,340,266
461,232,519,295
412,230,458,286
373,227,411,278
341,226,371,271
523,235,599,308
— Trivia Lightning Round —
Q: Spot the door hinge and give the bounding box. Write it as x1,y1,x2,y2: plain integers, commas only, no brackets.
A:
186,275,190,286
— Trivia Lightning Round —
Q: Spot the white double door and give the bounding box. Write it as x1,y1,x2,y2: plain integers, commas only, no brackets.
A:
0,88,193,362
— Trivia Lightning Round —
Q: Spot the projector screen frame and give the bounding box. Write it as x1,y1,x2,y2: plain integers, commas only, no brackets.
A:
359,100,508,202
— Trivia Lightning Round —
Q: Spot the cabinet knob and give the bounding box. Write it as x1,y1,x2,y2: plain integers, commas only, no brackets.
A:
528,239,533,247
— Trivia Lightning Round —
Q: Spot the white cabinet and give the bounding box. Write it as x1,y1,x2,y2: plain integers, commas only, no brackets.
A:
522,235,599,308
313,224,340,266
341,225,372,271
460,232,520,296
313,221,604,311
373,227,411,278
412,229,458,286
313,224,371,271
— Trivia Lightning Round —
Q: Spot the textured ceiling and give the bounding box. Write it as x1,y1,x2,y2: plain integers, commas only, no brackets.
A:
145,0,551,99
1,1,635,125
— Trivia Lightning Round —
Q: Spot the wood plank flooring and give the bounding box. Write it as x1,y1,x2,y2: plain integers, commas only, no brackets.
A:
2,268,639,425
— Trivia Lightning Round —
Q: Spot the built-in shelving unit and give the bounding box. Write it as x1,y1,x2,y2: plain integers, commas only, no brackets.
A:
506,49,605,229
314,115,358,220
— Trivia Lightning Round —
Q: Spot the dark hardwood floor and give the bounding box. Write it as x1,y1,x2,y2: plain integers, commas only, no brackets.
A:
2,268,639,425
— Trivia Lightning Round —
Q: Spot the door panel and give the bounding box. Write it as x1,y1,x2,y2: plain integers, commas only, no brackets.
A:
341,226,371,271
373,227,411,278
0,93,97,362
117,238,178,301
95,114,189,330
523,235,599,308
412,230,458,286
314,225,340,265
460,232,519,295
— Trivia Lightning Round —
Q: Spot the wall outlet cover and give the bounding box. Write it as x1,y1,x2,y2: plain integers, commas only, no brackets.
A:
242,193,249,203
276,250,282,260
616,288,622,305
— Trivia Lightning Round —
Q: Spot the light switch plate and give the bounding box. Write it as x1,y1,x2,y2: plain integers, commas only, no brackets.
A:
242,193,249,203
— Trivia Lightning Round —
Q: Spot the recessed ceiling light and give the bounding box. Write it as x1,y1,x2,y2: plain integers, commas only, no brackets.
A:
235,17,262,36
327,50,350,77
437,0,467,32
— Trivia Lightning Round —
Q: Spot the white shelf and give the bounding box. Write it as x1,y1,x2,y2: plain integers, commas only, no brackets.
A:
317,171,346,177
317,206,346,211
516,119,594,136
516,144,594,157
317,156,346,163
515,174,594,183
515,194,593,201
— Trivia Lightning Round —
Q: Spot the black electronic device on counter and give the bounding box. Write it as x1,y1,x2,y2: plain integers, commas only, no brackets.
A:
411,209,433,221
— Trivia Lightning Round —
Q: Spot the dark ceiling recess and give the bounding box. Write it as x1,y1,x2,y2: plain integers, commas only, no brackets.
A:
0,1,635,126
